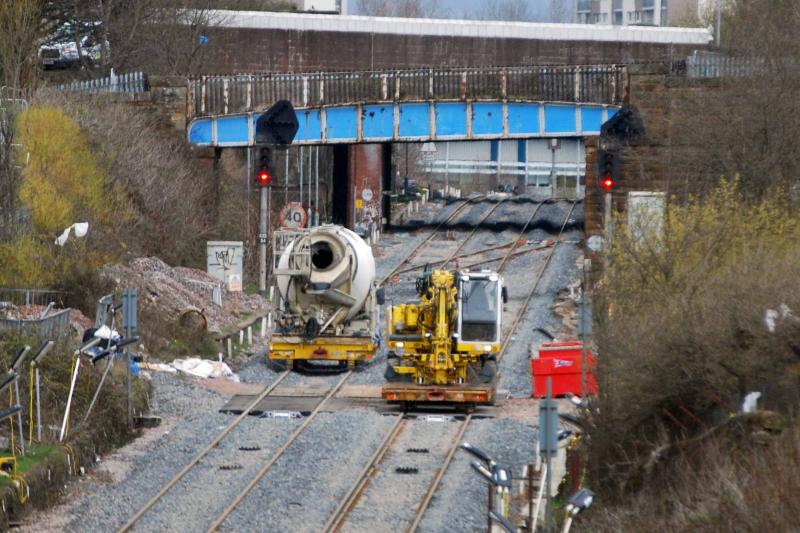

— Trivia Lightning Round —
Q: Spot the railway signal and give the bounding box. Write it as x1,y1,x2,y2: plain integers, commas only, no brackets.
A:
254,100,298,294
256,147,273,187
597,148,620,192
256,168,272,187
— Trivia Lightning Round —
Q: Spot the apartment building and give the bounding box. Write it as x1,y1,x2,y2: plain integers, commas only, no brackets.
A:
576,0,710,26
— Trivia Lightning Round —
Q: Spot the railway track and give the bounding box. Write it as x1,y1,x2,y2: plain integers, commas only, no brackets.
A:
379,194,485,286
116,370,351,533
323,199,578,532
206,371,352,532
116,370,291,533
406,200,578,532
118,196,488,533
118,198,577,533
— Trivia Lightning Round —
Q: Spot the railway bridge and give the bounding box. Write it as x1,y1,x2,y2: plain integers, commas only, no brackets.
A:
174,10,712,229
186,63,628,228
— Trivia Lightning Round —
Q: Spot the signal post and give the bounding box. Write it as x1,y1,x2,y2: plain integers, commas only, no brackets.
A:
597,146,620,243
256,150,272,293
254,101,299,294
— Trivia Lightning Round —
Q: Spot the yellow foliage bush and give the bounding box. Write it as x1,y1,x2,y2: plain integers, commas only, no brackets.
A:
16,106,128,234
604,180,800,314
0,106,129,288
0,235,54,287
590,179,800,497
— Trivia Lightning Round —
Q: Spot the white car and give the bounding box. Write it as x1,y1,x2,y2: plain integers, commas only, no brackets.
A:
39,23,103,70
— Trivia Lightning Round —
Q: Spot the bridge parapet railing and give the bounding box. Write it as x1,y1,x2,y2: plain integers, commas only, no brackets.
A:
57,69,148,94
673,51,800,78
189,64,626,117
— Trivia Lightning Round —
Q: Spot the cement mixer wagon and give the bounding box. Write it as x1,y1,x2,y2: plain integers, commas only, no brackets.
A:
269,225,382,371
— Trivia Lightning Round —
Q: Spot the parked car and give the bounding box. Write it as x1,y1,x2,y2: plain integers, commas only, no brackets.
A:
39,22,103,70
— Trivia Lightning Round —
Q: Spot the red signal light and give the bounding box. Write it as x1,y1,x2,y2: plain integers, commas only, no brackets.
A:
256,169,272,187
600,175,614,192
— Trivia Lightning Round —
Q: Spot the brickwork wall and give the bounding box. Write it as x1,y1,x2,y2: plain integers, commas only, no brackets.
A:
201,27,701,73
347,144,384,234
583,64,721,237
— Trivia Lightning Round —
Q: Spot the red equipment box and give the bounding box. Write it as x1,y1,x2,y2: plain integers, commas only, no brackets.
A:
531,341,598,398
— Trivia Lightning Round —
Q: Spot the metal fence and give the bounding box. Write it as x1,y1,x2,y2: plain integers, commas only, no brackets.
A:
0,288,70,307
0,308,72,340
57,69,148,94
189,64,627,117
682,52,767,78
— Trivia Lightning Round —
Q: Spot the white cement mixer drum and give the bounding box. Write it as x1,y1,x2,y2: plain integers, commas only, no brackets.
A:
277,225,375,321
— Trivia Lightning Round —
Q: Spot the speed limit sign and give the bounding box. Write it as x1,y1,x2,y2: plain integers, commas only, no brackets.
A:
279,202,308,229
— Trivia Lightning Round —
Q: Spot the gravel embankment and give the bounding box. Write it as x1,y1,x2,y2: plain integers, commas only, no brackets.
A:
60,373,234,532
418,417,538,533
339,417,466,533
224,409,398,532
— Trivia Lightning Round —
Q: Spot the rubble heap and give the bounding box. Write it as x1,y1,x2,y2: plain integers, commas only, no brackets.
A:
101,257,268,335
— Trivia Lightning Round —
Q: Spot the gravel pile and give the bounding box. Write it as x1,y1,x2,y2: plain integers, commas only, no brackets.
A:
429,195,483,226
224,410,397,532
101,257,268,336
445,199,499,228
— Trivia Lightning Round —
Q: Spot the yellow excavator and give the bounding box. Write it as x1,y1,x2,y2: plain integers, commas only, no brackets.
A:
382,269,506,408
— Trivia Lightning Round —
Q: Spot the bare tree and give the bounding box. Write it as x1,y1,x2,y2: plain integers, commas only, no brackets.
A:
131,2,222,76
0,101,22,241
548,0,571,23
43,0,220,76
355,0,441,18
0,0,43,90
667,0,800,198
476,0,534,22
0,1,42,240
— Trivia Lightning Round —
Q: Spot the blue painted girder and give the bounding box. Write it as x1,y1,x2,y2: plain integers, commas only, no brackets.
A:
188,101,619,147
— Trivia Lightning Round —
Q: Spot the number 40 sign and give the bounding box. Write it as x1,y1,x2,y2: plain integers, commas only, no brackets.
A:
279,202,308,229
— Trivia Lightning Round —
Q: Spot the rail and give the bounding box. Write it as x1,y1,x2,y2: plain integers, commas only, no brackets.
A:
378,195,485,286
207,371,352,532
189,64,627,117
405,199,578,532
116,370,292,533
326,199,577,532
439,198,509,270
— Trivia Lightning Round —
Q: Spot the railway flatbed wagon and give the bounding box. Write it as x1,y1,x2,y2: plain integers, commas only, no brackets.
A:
270,333,377,371
382,381,496,406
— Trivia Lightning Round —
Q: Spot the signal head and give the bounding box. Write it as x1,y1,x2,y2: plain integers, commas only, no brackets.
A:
256,169,272,187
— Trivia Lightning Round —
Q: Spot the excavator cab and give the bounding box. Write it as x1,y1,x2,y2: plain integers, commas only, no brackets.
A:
456,272,503,347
